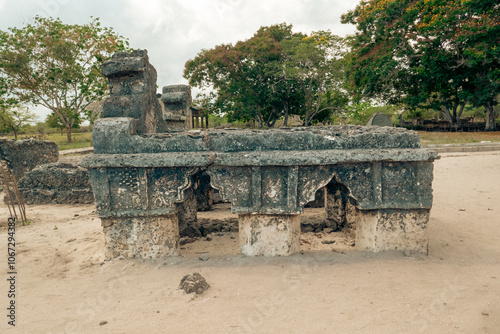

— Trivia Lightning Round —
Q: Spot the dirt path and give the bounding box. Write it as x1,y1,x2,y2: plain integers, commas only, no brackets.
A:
1,151,499,333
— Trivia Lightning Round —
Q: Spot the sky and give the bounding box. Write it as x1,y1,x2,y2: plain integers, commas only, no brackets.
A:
0,0,360,121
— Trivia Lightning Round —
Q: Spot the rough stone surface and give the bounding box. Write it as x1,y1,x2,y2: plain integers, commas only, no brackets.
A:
161,85,192,130
239,214,301,256
15,162,93,205
101,50,166,134
352,208,429,254
102,214,179,259
89,119,427,155
179,273,210,294
0,138,58,181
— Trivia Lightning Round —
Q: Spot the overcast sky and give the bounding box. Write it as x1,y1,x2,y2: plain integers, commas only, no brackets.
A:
0,0,360,121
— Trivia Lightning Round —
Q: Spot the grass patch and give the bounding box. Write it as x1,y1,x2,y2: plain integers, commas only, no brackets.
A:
7,132,93,151
45,132,93,151
418,131,500,145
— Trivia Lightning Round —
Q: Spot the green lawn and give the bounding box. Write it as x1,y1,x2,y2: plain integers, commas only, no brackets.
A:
8,132,93,151
46,132,93,151
417,131,500,145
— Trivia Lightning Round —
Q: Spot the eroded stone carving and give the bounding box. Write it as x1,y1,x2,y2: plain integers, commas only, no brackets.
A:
161,84,192,130
101,50,166,134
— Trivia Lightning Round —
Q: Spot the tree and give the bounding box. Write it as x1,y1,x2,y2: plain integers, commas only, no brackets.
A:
0,16,129,142
185,24,292,128
46,112,81,135
0,76,37,139
0,107,37,139
342,0,500,130
184,24,348,127
282,31,349,125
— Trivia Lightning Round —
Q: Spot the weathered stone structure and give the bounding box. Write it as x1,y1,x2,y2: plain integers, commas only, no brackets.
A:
16,163,93,204
0,138,58,181
161,84,192,130
82,50,438,259
101,50,167,134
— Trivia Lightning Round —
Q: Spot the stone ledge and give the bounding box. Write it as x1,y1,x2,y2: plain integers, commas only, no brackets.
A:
81,148,437,168
59,147,94,156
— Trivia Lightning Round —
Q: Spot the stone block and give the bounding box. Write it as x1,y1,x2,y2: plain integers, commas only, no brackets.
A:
100,50,166,134
352,208,429,254
161,84,192,130
101,214,179,259
239,214,301,256
102,95,144,119
101,50,147,77
0,138,58,181
14,162,93,204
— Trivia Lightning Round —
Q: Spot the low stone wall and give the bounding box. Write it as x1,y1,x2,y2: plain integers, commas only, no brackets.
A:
16,163,94,204
0,138,58,181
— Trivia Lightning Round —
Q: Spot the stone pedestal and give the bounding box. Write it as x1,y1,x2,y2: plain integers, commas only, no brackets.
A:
101,214,179,260
352,209,429,254
238,214,301,256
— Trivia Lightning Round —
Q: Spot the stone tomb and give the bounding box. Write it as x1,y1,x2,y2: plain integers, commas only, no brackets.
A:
82,50,438,259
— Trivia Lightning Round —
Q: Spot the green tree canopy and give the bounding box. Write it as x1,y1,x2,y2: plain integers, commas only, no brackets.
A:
342,0,500,130
184,23,349,127
0,16,129,142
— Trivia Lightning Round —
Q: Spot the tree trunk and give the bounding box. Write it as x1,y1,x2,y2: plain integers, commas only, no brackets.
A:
265,107,277,128
283,101,289,127
66,125,72,143
255,113,263,128
485,103,497,131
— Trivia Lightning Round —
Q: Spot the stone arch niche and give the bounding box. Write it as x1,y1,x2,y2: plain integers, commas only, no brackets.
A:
82,50,438,259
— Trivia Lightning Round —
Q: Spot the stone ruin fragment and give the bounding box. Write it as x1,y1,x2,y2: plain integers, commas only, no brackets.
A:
82,50,439,259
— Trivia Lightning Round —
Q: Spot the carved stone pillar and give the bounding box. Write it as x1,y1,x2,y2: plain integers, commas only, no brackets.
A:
350,208,429,254
161,84,192,130
239,214,301,256
101,214,179,260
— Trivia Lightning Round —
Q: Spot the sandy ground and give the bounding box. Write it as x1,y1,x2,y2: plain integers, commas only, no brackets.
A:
1,151,499,334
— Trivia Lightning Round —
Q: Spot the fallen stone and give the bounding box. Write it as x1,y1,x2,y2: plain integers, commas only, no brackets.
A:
14,162,93,205
0,138,58,189
179,273,210,294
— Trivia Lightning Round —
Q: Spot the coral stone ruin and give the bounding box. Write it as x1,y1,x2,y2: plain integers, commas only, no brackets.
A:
82,50,438,259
